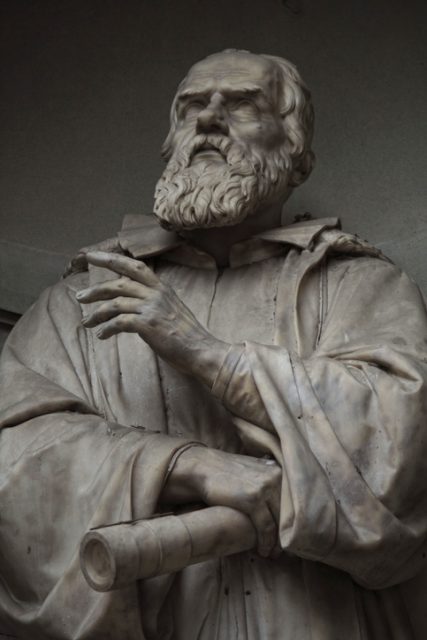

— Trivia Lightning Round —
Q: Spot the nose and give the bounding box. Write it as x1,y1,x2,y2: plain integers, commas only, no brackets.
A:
196,98,229,136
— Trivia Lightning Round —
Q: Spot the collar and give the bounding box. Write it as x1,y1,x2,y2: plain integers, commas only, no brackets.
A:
118,214,340,269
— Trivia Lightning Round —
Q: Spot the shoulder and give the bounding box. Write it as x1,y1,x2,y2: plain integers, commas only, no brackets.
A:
3,271,91,357
312,227,427,310
315,226,391,264
19,271,90,323
324,252,427,334
313,224,410,284
326,253,397,281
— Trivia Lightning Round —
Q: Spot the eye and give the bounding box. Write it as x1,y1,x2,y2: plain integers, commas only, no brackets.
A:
229,99,259,119
183,100,206,119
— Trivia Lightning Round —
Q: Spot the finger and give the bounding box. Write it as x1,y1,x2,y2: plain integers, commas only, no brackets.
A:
76,278,149,304
82,298,143,327
94,314,142,340
64,253,86,278
249,502,277,558
85,251,160,287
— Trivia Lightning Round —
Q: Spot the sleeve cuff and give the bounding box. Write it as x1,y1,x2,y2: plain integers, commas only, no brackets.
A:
211,344,245,401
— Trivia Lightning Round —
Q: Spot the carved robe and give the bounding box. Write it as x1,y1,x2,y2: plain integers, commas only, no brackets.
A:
1,217,427,639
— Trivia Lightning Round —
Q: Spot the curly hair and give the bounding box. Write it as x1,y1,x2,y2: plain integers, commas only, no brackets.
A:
161,49,315,188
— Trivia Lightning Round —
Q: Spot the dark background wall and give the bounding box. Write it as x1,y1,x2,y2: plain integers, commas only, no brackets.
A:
1,0,426,346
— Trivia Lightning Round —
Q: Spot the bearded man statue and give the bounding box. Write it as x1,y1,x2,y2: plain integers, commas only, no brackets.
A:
0,50,427,640
154,53,313,230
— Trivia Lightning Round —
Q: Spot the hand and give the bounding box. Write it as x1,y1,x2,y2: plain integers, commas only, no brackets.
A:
76,251,230,386
162,446,282,558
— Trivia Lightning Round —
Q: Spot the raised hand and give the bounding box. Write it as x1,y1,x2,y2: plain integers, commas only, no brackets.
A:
76,251,230,386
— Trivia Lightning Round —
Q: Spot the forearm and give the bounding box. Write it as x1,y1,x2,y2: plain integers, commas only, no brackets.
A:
210,343,274,431
224,340,427,587
160,443,206,504
169,337,273,431
165,331,231,388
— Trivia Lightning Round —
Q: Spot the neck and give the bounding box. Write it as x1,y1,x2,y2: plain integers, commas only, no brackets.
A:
179,201,284,267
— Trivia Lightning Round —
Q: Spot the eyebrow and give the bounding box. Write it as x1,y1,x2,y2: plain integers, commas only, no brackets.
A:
177,86,265,102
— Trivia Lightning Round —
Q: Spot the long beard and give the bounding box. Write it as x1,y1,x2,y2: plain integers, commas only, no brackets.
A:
153,133,292,230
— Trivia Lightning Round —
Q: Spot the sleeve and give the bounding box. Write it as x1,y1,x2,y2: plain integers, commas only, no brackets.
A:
0,276,195,639
211,257,427,589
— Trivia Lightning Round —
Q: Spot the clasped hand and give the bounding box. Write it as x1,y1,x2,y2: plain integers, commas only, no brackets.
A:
163,446,282,558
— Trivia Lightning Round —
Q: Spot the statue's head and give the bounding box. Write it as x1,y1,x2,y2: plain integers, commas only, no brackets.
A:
154,49,315,230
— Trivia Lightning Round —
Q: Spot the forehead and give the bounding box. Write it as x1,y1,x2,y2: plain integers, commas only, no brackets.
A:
180,53,278,97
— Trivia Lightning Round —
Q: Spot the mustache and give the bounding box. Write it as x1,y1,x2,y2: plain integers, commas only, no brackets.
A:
188,134,231,163
174,134,255,174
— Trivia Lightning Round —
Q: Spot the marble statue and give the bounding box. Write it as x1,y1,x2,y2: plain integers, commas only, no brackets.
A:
1,49,427,639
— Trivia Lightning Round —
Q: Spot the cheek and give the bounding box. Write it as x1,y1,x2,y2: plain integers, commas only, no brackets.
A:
231,120,285,150
167,126,195,155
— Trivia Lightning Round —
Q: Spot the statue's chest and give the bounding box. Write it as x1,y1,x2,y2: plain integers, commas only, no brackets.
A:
92,255,309,448
157,257,284,345
142,258,284,447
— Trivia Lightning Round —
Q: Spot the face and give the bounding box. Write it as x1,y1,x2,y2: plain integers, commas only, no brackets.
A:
154,52,293,230
171,52,285,162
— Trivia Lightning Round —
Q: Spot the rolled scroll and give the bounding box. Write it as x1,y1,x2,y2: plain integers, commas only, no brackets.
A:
80,506,256,592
